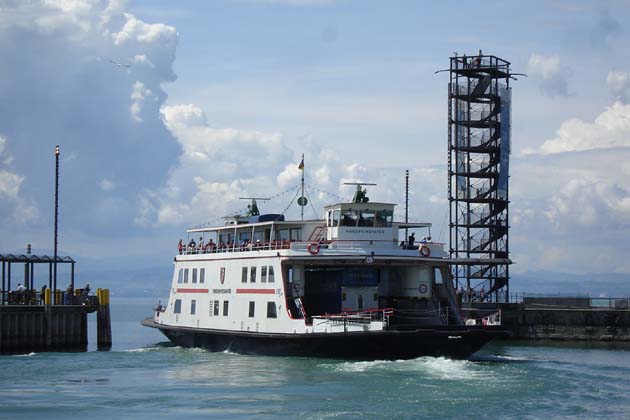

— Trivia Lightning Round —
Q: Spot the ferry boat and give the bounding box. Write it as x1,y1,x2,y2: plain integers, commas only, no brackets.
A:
142,185,508,359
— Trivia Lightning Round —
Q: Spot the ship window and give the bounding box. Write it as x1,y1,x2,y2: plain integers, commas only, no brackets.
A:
434,267,443,284
358,210,375,227
341,209,358,226
184,269,189,284
192,268,198,284
278,229,289,241
220,267,225,284
239,231,251,242
177,269,183,284
248,301,255,318
200,268,205,284
267,302,277,318
208,300,214,317
250,266,257,283
254,231,264,243
213,300,219,316
290,228,301,241
375,209,393,227
268,266,275,283
191,299,196,315
174,299,182,314
223,300,229,316
242,267,248,283
332,209,340,227
261,266,267,283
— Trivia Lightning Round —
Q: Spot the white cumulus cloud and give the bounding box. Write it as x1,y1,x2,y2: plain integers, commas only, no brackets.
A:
528,102,630,154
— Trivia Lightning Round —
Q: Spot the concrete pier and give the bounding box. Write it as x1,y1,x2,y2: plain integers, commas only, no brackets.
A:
463,297,630,342
0,290,112,354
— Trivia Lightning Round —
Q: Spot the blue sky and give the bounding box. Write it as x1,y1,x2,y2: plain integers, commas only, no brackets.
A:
1,0,630,276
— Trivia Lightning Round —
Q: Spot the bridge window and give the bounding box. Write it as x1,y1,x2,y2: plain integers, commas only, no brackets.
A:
174,299,182,314
200,268,205,284
261,266,267,283
192,268,198,284
241,267,248,283
191,299,196,315
268,266,275,283
183,269,189,284
267,302,277,318
223,300,229,316
358,210,375,227
248,301,255,317
375,209,393,227
341,209,358,226
332,210,340,227
177,269,183,284
250,267,257,283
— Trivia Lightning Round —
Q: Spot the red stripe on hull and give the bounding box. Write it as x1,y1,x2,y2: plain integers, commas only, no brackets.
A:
236,288,275,294
177,288,209,293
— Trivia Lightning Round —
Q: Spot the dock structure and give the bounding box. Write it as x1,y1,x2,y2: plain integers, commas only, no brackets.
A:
462,297,630,342
0,253,111,354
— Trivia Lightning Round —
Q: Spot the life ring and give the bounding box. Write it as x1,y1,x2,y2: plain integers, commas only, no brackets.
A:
307,242,320,255
419,245,431,257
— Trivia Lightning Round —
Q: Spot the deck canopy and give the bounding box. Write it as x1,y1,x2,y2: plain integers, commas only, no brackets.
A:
0,254,75,264
1,253,76,298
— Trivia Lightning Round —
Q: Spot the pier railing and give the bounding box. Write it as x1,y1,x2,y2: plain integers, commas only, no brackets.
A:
0,290,97,306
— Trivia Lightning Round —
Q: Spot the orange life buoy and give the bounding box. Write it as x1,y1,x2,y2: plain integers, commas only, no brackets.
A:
420,245,431,257
307,242,320,255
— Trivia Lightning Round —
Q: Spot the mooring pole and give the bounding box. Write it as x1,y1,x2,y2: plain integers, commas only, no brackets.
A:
53,145,59,294
405,169,409,244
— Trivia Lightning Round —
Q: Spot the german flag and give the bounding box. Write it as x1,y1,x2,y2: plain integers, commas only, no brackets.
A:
298,155,304,170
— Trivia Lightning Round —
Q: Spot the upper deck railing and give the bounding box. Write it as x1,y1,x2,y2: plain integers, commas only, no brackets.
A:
178,239,445,257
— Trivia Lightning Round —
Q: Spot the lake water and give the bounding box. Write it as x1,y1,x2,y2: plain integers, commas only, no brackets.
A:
1,298,629,419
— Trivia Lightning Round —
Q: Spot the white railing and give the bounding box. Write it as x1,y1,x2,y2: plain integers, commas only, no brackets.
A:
178,240,446,256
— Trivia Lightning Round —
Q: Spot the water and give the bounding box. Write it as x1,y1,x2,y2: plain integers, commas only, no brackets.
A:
1,298,629,419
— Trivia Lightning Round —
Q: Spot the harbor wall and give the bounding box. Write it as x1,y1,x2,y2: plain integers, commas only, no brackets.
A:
464,300,630,342
0,305,89,353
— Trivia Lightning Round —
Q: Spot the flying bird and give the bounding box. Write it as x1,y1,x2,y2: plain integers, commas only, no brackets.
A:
107,58,131,69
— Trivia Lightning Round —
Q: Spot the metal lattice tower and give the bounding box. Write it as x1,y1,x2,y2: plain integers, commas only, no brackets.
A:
448,52,513,301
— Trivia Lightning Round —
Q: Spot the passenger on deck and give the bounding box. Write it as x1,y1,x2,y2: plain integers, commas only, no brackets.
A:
207,239,216,253
178,239,183,254
188,238,196,252
198,237,204,253
65,284,74,305
40,284,47,305
408,233,416,248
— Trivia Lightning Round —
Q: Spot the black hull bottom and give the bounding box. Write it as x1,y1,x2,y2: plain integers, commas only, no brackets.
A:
142,319,506,360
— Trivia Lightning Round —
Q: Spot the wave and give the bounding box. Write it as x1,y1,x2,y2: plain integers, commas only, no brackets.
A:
323,356,491,380
14,352,37,357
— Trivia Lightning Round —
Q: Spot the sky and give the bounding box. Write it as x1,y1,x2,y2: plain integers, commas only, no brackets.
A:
1,0,630,276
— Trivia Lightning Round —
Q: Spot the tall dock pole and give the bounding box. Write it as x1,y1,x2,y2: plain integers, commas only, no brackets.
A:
53,145,60,294
405,170,409,243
